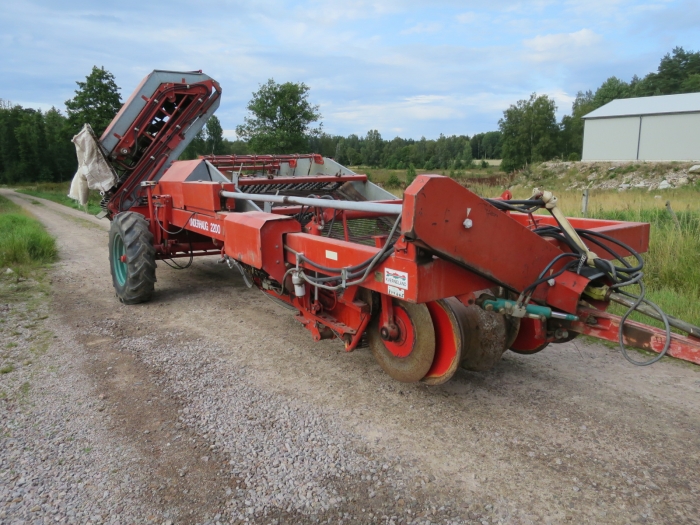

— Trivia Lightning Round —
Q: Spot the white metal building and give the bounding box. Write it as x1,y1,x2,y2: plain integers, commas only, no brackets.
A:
581,92,700,161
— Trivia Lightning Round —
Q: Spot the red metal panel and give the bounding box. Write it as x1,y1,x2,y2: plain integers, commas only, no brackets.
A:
224,212,301,282
156,181,184,209
284,232,496,303
508,214,650,257
159,160,203,182
414,259,495,303
285,232,380,269
545,270,590,314
237,175,367,186
170,209,227,241
510,318,549,353
402,175,568,293
181,181,235,213
157,160,205,210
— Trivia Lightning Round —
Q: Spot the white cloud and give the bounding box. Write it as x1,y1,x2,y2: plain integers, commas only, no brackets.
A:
1,0,694,140
401,22,442,35
456,12,478,24
523,29,603,63
325,91,522,137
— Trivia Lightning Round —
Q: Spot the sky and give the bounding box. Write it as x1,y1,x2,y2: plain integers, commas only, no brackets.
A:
0,0,698,140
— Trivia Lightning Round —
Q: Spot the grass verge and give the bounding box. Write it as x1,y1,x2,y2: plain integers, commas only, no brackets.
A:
0,195,57,276
15,181,102,215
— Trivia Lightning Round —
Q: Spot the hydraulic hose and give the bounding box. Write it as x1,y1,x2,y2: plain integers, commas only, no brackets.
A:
284,213,402,292
486,194,672,366
528,220,671,366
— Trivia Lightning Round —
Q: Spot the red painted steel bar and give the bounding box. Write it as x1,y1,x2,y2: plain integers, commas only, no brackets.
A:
572,307,700,365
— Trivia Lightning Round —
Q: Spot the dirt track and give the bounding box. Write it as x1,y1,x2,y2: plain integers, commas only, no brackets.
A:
3,189,699,524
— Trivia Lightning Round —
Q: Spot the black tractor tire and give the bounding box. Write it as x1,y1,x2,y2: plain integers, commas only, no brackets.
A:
108,212,156,304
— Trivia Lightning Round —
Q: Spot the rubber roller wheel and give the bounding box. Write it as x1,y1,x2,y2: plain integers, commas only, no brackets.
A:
421,298,468,385
108,211,157,305
458,305,512,372
369,300,435,383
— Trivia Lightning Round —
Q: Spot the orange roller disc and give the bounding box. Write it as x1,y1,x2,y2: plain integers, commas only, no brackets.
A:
421,298,468,385
369,300,436,383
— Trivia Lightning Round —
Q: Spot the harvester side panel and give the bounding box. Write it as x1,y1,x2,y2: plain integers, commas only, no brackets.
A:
402,175,569,292
223,212,301,282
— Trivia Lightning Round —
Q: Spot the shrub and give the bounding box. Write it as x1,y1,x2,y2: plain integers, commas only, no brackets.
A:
406,164,417,186
386,174,402,188
480,159,489,169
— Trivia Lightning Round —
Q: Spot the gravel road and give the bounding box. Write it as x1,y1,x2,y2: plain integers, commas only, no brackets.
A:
1,189,699,525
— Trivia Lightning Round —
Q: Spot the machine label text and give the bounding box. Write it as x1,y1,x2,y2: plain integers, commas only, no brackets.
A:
387,285,404,299
385,268,408,290
189,217,221,234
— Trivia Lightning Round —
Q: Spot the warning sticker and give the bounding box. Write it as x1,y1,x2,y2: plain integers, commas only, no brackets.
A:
384,268,408,290
387,285,405,299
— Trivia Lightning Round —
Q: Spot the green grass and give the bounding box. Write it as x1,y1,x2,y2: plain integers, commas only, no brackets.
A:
590,208,700,297
588,206,700,328
15,181,102,215
0,195,57,272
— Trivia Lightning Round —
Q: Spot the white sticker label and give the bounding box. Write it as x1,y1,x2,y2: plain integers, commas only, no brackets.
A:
384,268,408,290
387,285,405,298
325,250,338,261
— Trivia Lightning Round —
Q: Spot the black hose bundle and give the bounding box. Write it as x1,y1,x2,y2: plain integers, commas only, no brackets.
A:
284,213,403,291
485,197,545,214
482,196,671,365
526,216,671,365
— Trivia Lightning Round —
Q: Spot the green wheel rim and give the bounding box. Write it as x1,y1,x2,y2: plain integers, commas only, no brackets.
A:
112,234,127,286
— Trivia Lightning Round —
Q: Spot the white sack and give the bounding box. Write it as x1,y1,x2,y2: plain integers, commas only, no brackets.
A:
68,124,117,206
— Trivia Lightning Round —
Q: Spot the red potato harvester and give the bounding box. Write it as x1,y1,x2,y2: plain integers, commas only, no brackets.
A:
71,70,700,385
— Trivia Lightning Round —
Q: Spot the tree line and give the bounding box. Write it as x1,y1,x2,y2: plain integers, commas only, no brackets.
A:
182,77,503,171
0,101,75,184
1,47,698,184
0,66,122,185
183,126,503,171
177,46,700,173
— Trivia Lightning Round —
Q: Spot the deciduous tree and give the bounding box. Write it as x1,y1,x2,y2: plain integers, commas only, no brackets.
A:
236,79,322,153
205,115,225,155
65,66,122,137
499,93,559,172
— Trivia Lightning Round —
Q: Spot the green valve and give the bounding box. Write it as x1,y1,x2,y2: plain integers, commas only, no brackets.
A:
481,298,578,322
